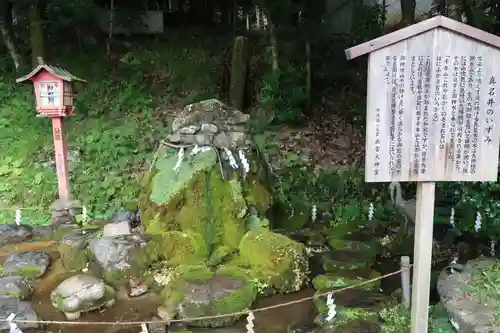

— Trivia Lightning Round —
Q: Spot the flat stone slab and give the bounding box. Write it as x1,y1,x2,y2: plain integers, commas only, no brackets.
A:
437,256,500,333
0,276,32,300
0,297,41,332
0,224,33,246
1,252,51,279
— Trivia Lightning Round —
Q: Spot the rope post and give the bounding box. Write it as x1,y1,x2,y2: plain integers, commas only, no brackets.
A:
401,256,411,309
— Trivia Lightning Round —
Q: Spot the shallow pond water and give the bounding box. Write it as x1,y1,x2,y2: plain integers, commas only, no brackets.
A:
0,241,316,333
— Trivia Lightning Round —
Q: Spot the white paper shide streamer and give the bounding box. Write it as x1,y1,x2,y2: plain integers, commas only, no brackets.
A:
173,147,185,171
139,323,148,333
325,293,337,322
7,314,23,333
246,311,255,333
82,206,88,222
368,203,374,221
311,204,317,222
449,208,455,228
225,149,239,169
238,149,250,175
14,208,21,225
474,212,482,233
491,239,496,257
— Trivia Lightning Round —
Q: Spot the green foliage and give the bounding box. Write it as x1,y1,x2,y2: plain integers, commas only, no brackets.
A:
436,181,500,237
428,304,458,333
380,306,410,333
469,261,500,325
150,150,217,205
259,68,307,125
0,34,221,224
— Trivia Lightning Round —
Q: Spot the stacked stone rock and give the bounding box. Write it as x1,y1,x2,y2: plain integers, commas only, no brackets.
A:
166,98,251,150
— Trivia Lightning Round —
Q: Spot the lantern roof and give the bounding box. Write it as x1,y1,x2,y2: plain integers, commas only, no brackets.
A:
16,64,87,84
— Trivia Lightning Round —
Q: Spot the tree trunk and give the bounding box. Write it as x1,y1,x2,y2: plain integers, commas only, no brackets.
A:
27,1,44,68
229,36,249,111
447,0,462,21
263,10,278,71
400,0,416,26
106,0,115,57
0,1,23,71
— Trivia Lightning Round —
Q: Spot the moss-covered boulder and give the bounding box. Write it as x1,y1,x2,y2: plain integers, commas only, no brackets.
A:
140,148,271,249
239,227,309,294
161,265,256,327
138,101,273,270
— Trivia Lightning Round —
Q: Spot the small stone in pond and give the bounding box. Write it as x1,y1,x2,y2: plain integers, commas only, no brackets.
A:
147,317,167,333
128,277,148,297
0,276,33,300
1,252,51,279
157,306,172,322
51,274,115,319
0,224,33,246
0,298,41,331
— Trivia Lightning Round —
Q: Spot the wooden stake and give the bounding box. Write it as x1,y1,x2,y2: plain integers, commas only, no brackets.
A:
51,117,70,200
410,182,435,333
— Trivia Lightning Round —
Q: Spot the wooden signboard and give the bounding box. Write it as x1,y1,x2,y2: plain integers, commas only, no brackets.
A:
345,16,500,333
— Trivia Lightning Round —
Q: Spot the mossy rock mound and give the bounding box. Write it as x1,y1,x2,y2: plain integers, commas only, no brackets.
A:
161,265,256,327
138,146,272,265
239,227,309,294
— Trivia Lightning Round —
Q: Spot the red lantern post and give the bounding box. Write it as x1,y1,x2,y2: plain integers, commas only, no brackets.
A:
16,58,86,201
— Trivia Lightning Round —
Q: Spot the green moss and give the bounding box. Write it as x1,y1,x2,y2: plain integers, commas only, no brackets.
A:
6,291,22,298
312,270,381,292
313,306,378,328
239,227,309,294
11,266,43,279
59,243,88,272
229,179,247,219
51,226,79,241
274,207,310,232
150,149,218,206
322,258,368,272
161,265,257,327
138,231,209,267
328,238,380,259
207,245,232,267
140,164,248,252
103,268,132,287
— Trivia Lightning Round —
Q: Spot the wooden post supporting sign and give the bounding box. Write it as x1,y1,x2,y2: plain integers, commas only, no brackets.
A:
345,16,500,333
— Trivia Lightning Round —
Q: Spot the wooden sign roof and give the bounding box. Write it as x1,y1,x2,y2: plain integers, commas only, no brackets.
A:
16,64,87,84
345,15,500,60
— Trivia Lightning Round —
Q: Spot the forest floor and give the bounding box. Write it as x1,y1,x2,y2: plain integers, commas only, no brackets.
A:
0,30,365,224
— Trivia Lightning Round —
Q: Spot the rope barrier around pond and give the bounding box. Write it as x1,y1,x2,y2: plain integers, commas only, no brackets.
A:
0,255,453,327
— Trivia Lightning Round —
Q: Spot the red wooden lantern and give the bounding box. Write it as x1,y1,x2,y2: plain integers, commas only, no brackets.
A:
16,58,86,201
16,60,86,117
